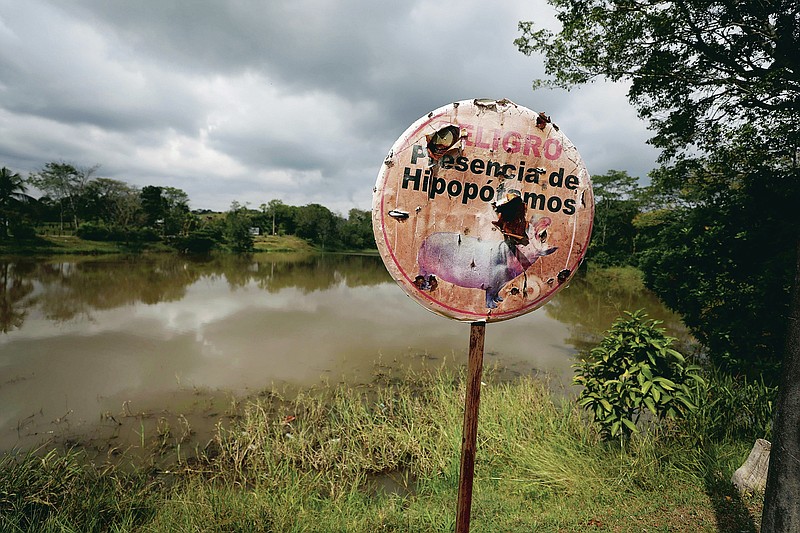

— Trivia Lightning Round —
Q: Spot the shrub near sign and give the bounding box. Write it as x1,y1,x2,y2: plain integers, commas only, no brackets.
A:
373,99,594,322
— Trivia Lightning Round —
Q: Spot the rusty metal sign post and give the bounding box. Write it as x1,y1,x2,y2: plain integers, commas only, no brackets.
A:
372,99,594,532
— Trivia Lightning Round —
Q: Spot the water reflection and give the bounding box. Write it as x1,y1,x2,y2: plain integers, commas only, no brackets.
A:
0,263,34,333
546,268,690,353
0,254,391,330
0,254,688,453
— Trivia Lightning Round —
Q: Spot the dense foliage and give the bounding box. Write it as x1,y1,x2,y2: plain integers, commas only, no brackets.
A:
636,137,798,377
515,0,799,157
577,162,798,380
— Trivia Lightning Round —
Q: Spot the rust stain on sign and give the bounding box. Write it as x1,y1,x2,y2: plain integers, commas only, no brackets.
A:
373,99,594,323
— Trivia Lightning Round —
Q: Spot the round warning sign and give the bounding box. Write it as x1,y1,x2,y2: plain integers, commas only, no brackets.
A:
372,99,594,322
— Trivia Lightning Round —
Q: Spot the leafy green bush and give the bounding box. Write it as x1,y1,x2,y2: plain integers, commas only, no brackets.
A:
131,227,160,242
9,221,36,240
76,221,116,241
574,310,704,439
76,222,159,243
223,203,254,253
170,229,219,254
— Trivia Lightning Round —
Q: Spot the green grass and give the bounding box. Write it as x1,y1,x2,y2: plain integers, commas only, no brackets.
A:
0,369,763,532
251,234,378,254
0,448,160,532
0,235,174,256
252,234,317,253
0,234,317,256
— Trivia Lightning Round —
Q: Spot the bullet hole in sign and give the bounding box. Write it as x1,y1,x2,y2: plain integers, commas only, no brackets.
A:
536,112,551,130
426,125,461,160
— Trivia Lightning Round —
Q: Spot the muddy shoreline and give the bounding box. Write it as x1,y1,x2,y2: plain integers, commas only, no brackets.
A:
6,355,550,470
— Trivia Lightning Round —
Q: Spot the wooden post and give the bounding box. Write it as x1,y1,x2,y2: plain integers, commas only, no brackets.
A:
456,321,486,533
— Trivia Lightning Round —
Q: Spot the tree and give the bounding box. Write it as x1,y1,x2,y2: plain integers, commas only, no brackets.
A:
294,203,340,250
516,0,799,527
339,208,375,250
28,162,97,230
635,127,797,378
589,170,640,266
140,185,191,236
516,0,799,158
259,199,298,236
0,167,32,240
223,201,254,253
140,185,166,229
161,186,192,236
259,199,285,236
81,178,142,229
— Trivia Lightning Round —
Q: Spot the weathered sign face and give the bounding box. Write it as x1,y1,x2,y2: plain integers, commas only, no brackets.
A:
373,99,594,322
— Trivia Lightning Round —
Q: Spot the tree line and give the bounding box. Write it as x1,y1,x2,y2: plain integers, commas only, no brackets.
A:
0,161,374,253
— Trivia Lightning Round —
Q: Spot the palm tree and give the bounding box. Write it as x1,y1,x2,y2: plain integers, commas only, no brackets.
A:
0,166,31,240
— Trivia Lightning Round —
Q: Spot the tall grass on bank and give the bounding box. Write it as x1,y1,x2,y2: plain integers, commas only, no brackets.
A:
685,370,777,443
0,448,158,532
2,368,761,532
152,368,759,531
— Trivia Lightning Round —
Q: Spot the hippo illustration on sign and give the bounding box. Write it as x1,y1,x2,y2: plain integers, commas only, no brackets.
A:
414,216,557,309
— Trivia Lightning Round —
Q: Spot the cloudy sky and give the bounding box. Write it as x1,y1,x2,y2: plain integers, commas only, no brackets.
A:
0,0,659,214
